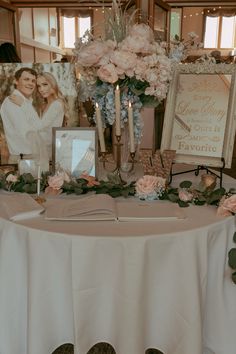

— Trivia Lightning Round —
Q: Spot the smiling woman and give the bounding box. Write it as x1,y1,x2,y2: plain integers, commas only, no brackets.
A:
36,72,68,122
0,63,79,168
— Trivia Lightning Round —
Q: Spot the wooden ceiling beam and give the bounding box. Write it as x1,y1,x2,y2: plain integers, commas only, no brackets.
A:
9,0,236,7
165,0,236,5
10,0,128,6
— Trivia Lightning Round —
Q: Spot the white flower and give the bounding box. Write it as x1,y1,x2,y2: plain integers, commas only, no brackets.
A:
145,68,159,84
135,175,166,200
6,174,18,183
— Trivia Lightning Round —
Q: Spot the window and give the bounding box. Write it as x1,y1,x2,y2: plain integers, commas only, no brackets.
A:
204,9,236,49
61,10,92,49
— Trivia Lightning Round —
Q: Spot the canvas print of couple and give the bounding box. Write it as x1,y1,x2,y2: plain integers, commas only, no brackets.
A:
0,63,78,166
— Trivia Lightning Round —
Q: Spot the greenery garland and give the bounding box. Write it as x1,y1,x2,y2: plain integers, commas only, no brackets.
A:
0,170,228,204
1,170,236,284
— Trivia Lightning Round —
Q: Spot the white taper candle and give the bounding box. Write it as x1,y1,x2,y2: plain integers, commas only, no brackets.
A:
128,101,135,153
115,85,121,136
37,165,41,196
95,103,106,152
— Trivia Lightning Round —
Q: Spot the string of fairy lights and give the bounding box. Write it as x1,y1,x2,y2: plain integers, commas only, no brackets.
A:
87,5,227,21
172,5,225,20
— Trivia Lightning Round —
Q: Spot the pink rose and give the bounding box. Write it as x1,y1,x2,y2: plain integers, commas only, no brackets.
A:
179,190,193,202
77,41,109,67
97,63,118,83
120,36,154,54
217,206,232,217
136,175,165,197
6,174,18,183
110,50,137,72
48,174,64,190
220,195,236,214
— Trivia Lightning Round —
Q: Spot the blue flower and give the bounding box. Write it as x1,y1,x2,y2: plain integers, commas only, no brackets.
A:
92,83,144,144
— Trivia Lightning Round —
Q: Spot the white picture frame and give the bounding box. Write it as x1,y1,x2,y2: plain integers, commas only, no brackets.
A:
52,127,98,178
161,63,236,168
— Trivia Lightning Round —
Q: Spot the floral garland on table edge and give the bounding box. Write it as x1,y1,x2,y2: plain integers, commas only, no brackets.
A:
73,0,201,144
2,171,236,283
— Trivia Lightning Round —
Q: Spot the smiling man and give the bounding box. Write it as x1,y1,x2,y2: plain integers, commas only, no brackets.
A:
0,67,40,157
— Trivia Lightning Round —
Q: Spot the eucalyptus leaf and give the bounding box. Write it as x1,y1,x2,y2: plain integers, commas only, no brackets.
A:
194,200,206,206
228,248,236,269
21,173,35,184
178,200,189,207
23,183,37,194
197,195,206,202
12,182,25,192
167,187,178,194
232,271,236,284
207,188,226,204
197,182,207,193
107,173,122,185
74,188,84,195
233,231,236,244
179,180,192,189
168,194,179,202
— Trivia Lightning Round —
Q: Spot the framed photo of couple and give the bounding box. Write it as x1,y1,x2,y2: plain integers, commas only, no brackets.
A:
0,63,79,167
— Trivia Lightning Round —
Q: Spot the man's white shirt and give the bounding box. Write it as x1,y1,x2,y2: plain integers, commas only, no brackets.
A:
1,89,40,154
0,89,64,156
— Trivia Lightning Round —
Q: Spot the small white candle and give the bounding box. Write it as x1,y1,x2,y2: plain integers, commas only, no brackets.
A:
37,165,41,196
115,85,121,136
95,103,106,153
128,101,135,153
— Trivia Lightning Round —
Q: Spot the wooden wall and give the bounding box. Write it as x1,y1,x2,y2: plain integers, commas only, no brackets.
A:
19,7,64,62
182,7,232,56
0,7,14,43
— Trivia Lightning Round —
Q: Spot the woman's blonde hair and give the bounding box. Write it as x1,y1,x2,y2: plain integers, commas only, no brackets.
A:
36,72,69,126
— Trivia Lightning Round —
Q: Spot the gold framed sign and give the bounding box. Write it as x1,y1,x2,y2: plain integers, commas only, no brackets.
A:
52,127,98,177
161,63,236,168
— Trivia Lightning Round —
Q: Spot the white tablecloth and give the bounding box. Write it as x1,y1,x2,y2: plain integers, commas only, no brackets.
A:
0,169,236,354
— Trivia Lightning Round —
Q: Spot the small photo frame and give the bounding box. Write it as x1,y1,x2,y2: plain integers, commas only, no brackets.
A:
52,127,98,177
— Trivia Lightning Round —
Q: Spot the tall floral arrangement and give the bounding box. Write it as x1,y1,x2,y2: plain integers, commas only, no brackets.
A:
73,0,199,143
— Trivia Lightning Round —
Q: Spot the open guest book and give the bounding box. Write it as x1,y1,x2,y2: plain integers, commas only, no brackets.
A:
0,193,45,221
45,194,186,221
